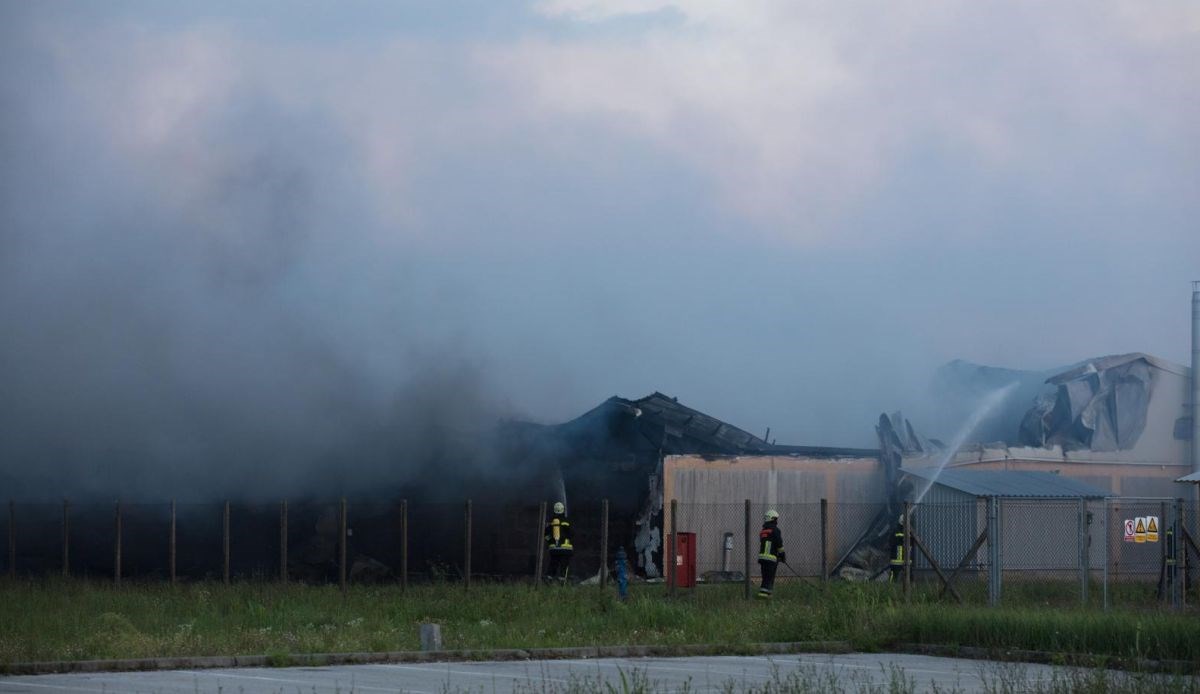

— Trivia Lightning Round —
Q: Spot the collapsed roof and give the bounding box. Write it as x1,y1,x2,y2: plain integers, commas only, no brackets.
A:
932,353,1189,453
506,391,877,466
1018,353,1185,452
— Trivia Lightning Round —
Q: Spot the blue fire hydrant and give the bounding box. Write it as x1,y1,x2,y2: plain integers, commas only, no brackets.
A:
614,546,629,601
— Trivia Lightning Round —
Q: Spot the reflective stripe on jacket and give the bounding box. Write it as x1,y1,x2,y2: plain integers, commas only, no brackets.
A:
891,530,905,566
757,522,783,562
545,516,573,551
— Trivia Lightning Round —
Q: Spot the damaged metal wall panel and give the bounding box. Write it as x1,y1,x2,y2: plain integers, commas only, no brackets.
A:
1019,354,1188,459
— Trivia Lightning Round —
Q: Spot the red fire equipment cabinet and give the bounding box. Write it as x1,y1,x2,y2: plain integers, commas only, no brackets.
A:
669,532,696,587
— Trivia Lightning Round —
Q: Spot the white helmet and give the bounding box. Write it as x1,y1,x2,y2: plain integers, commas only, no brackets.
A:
764,509,779,521
553,501,565,514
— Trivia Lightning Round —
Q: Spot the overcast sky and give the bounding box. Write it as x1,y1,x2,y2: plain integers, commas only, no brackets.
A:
1,1,1197,495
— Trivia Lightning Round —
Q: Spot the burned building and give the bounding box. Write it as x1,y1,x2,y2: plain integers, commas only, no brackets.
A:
915,352,1193,497
502,391,819,577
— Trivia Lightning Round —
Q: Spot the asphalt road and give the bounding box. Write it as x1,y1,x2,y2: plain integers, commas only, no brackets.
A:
0,653,1136,693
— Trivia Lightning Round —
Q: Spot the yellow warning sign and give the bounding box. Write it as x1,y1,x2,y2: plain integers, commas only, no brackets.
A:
1135,517,1147,543
1147,516,1159,543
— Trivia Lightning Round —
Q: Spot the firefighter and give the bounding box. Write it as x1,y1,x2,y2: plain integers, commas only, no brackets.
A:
614,545,629,601
757,509,785,599
544,501,574,581
889,513,906,583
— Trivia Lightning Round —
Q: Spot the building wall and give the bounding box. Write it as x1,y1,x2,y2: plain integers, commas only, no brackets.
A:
949,459,1187,498
664,454,885,507
663,454,883,578
1131,365,1190,464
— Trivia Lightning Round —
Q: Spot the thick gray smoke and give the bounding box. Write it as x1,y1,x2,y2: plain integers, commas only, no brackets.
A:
2,4,1197,501
0,14,516,501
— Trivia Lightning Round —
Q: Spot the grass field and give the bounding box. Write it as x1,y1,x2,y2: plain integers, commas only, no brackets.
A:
2,578,1198,667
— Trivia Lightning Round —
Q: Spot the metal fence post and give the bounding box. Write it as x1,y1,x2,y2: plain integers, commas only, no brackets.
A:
169,500,177,585
463,499,472,591
534,501,547,587
600,499,609,589
114,500,122,586
1102,499,1110,610
400,499,408,592
222,501,230,585
1180,497,1190,605
1172,499,1182,609
902,501,912,602
280,500,288,584
1078,497,1088,606
819,498,828,583
62,499,70,578
744,499,752,600
339,498,348,593
987,496,1000,606
1159,500,1168,605
668,499,677,597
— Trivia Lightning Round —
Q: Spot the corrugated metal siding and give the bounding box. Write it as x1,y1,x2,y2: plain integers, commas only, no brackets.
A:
915,485,980,571
922,484,973,505
674,469,771,504
904,468,1109,498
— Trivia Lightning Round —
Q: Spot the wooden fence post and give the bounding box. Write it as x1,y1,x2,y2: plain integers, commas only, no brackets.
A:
222,501,230,585
62,499,70,578
534,501,547,587
400,499,408,592
114,500,122,586
339,498,348,593
463,499,472,591
668,499,677,597
744,499,751,600
7,500,13,579
600,499,609,589
169,500,177,585
280,500,288,584
820,498,828,583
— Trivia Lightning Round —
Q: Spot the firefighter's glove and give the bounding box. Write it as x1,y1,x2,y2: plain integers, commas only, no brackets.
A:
777,551,786,563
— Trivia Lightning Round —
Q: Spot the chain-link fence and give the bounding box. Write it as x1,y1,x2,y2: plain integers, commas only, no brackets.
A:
909,501,989,604
667,496,1193,609
1182,500,1200,609
2,494,1196,612
0,498,621,588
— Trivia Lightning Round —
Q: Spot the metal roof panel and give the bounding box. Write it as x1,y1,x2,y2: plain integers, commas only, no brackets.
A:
901,467,1109,498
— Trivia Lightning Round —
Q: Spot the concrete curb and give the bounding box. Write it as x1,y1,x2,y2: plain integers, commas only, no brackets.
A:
0,641,852,676
896,643,1199,676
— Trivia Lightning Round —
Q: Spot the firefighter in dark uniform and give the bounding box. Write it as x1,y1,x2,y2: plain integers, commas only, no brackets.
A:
545,502,574,581
889,513,906,582
757,509,785,599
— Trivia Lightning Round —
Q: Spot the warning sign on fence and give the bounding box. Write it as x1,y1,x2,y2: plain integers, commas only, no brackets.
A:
1135,517,1147,543
1147,516,1159,542
1124,519,1135,542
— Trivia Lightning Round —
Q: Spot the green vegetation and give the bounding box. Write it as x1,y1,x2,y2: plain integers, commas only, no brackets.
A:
1,578,1197,668
496,662,1200,694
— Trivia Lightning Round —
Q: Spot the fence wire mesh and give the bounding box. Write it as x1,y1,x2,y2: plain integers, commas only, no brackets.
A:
2,494,1196,612
1103,498,1180,609
991,498,1092,607
672,503,752,582
910,501,989,604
